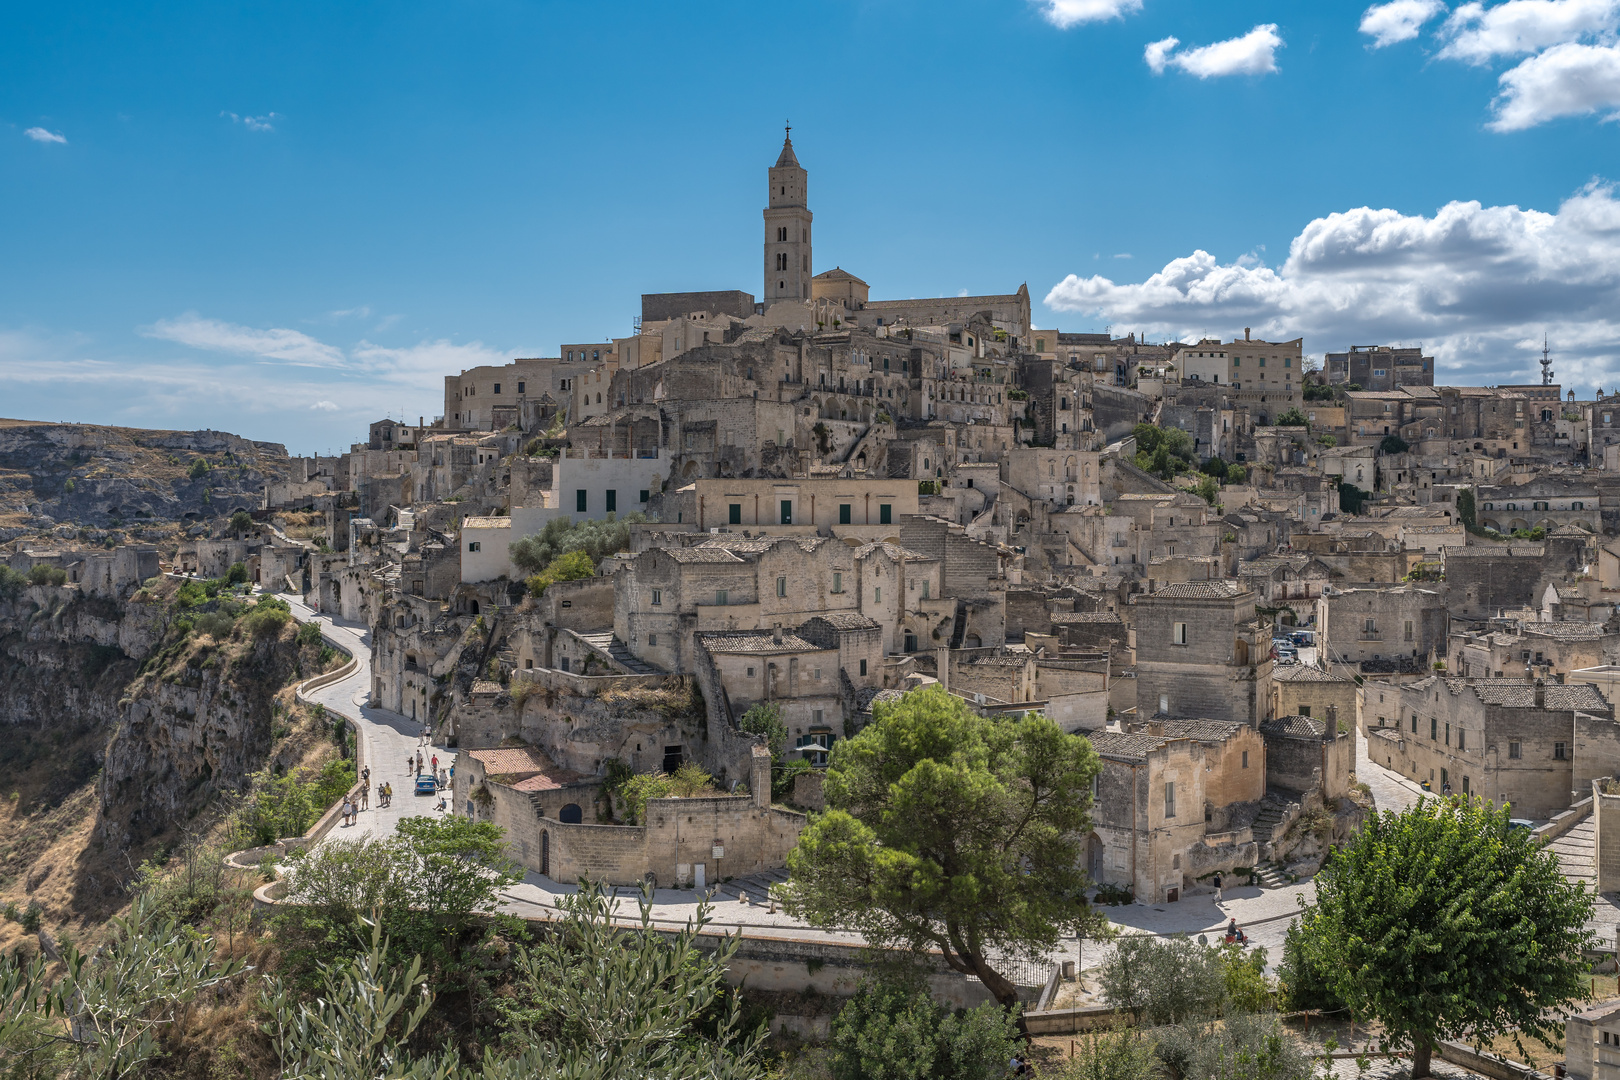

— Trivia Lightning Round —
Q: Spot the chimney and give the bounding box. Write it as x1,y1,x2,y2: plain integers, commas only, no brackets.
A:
1535,678,1546,708
772,623,783,644
1326,704,1338,739
1147,720,1164,737
1244,327,1251,341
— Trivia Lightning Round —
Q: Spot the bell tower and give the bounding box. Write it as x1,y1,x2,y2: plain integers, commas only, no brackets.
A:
763,125,812,307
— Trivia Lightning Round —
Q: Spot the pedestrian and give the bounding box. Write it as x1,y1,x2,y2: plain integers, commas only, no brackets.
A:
1213,871,1223,902
416,752,423,774
377,780,386,807
359,784,369,811
438,767,447,788
341,796,353,826
431,753,439,773
384,781,393,806
362,765,371,787
406,755,413,775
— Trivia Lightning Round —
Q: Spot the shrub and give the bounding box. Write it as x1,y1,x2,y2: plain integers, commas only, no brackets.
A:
1274,408,1309,427
1379,434,1410,455
1153,1011,1312,1080
296,621,323,648
224,561,248,585
26,564,68,587
243,596,291,639
828,976,1020,1080
1099,934,1231,1025
1227,464,1248,485
526,549,596,597
510,513,646,575
187,457,212,479
228,510,254,535
1276,919,1343,1012
738,701,787,753
1047,1026,1159,1080
194,611,236,640
0,566,26,600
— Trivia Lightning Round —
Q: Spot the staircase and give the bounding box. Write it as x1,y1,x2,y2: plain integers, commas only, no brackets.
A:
948,602,968,649
576,632,660,675
1252,863,1290,889
1249,801,1289,845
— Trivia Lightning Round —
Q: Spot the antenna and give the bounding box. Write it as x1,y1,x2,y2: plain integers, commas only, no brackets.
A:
1541,332,1554,386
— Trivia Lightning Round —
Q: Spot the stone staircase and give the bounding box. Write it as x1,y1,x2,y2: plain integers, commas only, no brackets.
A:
1547,814,1597,892
948,602,968,649
1252,863,1290,889
575,632,661,675
1250,801,1290,845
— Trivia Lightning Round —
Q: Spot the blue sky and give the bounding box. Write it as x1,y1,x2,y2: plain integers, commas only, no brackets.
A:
5,0,1620,454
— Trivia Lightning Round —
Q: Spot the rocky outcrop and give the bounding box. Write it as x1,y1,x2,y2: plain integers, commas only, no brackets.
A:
0,582,301,851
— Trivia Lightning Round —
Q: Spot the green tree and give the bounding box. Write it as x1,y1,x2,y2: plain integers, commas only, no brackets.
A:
785,686,1103,1010
827,976,1021,1080
25,564,67,587
1047,1026,1159,1080
1379,433,1410,455
1226,464,1248,485
1193,475,1219,506
1153,1011,1312,1080
243,595,291,638
510,513,647,575
1297,798,1596,1077
1456,487,1477,528
526,549,597,597
228,510,254,535
1098,934,1230,1025
186,457,211,479
1199,456,1229,480
1274,408,1309,427
224,560,249,585
0,894,246,1079
0,566,26,601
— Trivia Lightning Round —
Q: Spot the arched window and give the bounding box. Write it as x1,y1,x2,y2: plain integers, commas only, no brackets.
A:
559,804,583,824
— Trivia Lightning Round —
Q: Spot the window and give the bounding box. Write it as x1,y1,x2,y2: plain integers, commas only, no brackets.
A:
746,666,755,677
814,668,822,679
780,500,793,525
839,503,851,525
1458,728,1466,750
605,489,617,513
777,576,787,598
1159,694,1169,714
879,503,892,525
859,659,867,676
493,383,501,394
832,572,842,593
921,580,930,599
1430,717,1437,741
716,590,728,606
1404,620,1414,642
1445,723,1451,746
640,489,649,503
1364,618,1377,634
576,489,588,513
1172,622,1188,645
1165,782,1176,818
467,541,481,552
1555,742,1568,760
517,381,525,393
1241,750,1249,769
648,634,657,646
1509,741,1522,759
874,587,881,603
651,589,662,606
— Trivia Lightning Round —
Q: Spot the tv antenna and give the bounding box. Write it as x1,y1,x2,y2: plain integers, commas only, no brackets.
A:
1541,333,1554,386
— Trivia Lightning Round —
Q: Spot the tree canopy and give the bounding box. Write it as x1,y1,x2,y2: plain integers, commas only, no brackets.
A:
1296,797,1595,1077
510,513,646,575
785,685,1103,1010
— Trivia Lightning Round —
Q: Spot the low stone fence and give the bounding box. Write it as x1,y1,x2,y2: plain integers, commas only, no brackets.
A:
511,666,667,696
1535,796,1593,844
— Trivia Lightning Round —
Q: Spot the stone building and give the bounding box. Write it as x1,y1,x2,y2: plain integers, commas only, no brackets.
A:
1259,712,1353,802
1374,677,1614,818
1271,665,1361,731
1316,584,1446,668
1086,732,1209,905
1133,580,1274,726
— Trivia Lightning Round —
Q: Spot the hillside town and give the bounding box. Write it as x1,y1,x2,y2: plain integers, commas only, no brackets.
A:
12,131,1620,1078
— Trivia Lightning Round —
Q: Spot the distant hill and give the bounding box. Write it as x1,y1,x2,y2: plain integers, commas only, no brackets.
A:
0,419,294,544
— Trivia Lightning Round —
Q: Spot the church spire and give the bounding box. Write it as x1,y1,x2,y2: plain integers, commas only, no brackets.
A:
775,122,799,168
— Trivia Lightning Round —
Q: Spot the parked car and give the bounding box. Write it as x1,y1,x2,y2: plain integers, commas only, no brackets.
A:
1291,631,1315,647
415,774,439,796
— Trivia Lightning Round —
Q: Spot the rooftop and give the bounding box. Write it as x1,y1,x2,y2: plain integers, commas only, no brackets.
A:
698,630,823,654
1089,731,1171,762
1138,580,1246,601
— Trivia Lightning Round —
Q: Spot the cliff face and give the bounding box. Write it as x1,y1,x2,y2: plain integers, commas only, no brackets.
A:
0,582,302,914
0,420,293,540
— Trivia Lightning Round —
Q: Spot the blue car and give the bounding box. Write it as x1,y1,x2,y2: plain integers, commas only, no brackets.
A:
415,774,439,796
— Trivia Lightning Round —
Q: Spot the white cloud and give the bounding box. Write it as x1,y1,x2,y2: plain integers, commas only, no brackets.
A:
1360,0,1448,47
1438,0,1619,63
310,400,340,411
1489,40,1620,127
1113,252,1133,259
1043,182,1620,389
223,111,280,132
143,313,347,368
24,127,66,144
1033,0,1143,29
1144,24,1283,78
329,306,372,319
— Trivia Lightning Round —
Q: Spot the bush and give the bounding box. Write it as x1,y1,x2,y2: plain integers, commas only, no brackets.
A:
1274,408,1309,427
616,763,715,824
1227,464,1248,485
1047,1026,1159,1080
243,595,292,638
526,549,596,597
224,561,249,585
0,565,27,600
1153,1011,1312,1080
194,611,236,640
187,457,212,479
1277,919,1343,1012
228,510,254,535
828,976,1020,1080
1200,457,1229,480
296,620,323,648
26,564,67,587
738,701,787,753
1379,434,1410,455
510,513,646,575
1099,935,1231,1025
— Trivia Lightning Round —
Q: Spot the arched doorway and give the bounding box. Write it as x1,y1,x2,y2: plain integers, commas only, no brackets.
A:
559,803,583,824
1086,833,1104,881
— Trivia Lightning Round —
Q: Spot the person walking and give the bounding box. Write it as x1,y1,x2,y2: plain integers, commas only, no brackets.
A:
1213,871,1223,903
406,754,414,775
359,784,369,811
341,795,354,827
430,753,439,773
362,765,371,788
384,781,393,806
416,751,423,774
